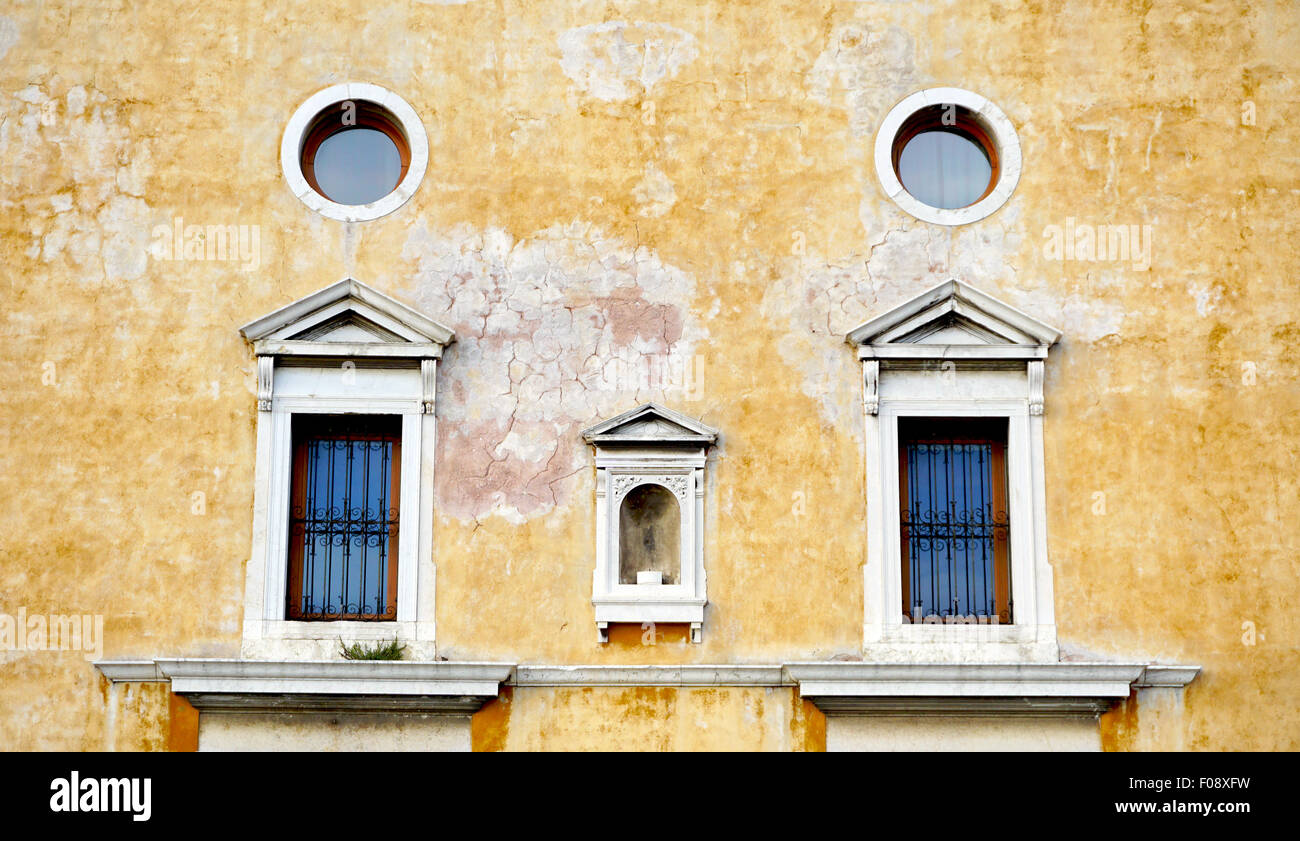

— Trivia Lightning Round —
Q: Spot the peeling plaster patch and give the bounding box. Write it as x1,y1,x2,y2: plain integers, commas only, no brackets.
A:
633,162,677,217
401,222,706,522
98,195,152,282
765,211,1126,424
3,84,153,284
950,205,1026,284
1188,280,1222,317
1002,285,1127,345
559,22,699,102
808,23,920,138
65,85,87,117
0,18,19,62
763,225,952,426
495,425,559,464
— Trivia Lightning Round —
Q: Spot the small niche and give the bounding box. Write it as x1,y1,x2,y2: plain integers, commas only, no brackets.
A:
583,403,717,643
618,484,680,585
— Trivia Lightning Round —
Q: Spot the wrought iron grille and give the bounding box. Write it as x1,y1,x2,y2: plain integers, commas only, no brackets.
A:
288,416,399,620
901,438,1010,622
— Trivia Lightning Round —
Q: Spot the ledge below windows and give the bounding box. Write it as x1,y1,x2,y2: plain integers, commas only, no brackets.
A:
96,659,514,714
783,662,1200,716
94,659,1198,717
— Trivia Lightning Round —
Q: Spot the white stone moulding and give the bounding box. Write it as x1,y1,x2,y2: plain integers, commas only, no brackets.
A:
874,87,1022,226
95,660,166,682
280,82,430,223
238,279,454,660
131,660,512,714
846,280,1064,662
785,662,1201,716
240,277,454,358
94,660,1199,717
511,665,790,687
582,403,718,644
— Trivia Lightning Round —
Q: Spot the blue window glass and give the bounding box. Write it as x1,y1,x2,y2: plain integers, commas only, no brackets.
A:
900,418,1010,622
312,128,404,206
288,416,400,620
897,129,993,210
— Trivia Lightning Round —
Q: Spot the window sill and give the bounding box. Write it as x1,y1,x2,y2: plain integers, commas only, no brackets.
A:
868,621,1059,663
240,619,435,660
592,596,706,643
785,662,1201,716
93,659,1199,718
154,659,513,714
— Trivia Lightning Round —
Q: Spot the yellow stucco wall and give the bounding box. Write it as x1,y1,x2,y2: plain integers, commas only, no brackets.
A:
472,685,825,752
1,1,1296,750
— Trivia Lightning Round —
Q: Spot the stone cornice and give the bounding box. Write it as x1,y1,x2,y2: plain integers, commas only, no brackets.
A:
96,659,514,714
784,662,1200,716
512,665,789,687
94,659,1199,716
94,660,165,682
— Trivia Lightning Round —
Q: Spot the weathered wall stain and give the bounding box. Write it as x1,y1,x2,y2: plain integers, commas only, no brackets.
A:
400,220,707,523
558,22,699,103
483,686,820,752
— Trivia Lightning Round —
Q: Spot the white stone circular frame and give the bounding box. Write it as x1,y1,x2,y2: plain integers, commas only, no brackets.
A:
874,87,1021,226
280,83,429,222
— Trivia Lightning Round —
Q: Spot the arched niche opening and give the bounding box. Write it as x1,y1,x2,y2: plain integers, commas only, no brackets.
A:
618,484,680,585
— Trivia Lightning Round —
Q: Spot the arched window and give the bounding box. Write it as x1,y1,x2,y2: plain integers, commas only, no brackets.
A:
618,484,681,585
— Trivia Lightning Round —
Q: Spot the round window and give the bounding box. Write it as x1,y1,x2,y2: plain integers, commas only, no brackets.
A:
893,105,997,210
875,89,1020,225
281,84,428,222
302,104,409,206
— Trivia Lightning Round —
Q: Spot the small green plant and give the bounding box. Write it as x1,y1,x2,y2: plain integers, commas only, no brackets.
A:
338,636,407,661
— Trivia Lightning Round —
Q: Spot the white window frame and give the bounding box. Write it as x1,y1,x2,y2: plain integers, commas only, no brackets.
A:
280,82,430,223
847,280,1061,663
582,404,717,644
238,279,453,659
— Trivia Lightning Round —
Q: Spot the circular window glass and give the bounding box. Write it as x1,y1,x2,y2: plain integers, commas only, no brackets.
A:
892,105,997,210
311,129,403,205
301,102,410,206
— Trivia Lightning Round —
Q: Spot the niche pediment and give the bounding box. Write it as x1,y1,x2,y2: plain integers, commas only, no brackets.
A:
582,403,717,447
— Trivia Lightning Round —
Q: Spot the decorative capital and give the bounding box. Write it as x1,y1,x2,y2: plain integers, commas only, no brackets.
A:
612,473,690,504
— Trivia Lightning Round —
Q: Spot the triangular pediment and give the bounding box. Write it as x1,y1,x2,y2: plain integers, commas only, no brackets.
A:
582,403,717,446
239,278,454,356
292,312,408,343
846,280,1060,355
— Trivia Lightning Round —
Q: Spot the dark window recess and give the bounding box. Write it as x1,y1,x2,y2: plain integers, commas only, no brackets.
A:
899,417,1011,623
287,415,401,620
618,483,681,585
